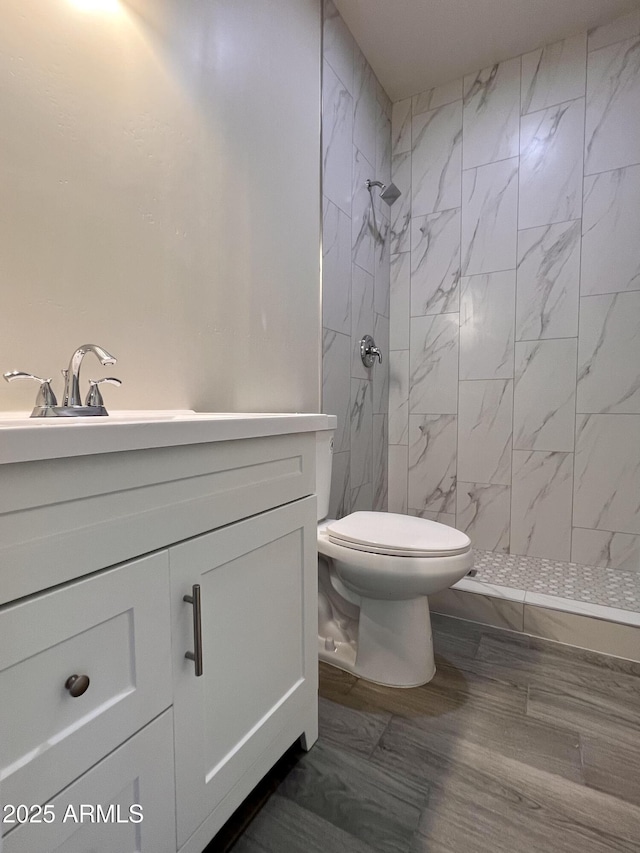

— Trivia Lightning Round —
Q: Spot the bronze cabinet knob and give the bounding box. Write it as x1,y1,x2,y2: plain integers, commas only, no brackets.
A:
65,674,90,697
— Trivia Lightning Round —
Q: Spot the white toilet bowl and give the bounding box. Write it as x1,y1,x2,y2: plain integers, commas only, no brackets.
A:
317,511,473,687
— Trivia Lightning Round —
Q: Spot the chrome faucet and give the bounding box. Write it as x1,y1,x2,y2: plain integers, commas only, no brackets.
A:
62,344,117,407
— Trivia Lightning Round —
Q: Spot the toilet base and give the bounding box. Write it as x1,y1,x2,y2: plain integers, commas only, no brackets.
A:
319,594,436,688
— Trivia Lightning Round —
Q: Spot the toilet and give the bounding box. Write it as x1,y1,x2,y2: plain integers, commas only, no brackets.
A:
316,426,473,687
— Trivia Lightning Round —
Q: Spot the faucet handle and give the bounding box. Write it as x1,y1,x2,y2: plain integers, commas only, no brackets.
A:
85,377,122,408
3,371,58,407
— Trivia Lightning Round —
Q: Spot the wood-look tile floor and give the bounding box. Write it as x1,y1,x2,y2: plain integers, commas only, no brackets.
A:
213,614,640,853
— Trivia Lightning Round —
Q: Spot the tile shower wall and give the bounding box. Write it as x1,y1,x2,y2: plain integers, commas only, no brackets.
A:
322,0,391,517
388,10,640,572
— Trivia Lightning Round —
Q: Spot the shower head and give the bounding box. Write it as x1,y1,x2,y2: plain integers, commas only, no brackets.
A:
366,179,401,206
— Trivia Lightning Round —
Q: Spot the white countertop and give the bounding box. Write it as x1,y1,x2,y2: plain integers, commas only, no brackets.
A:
0,410,337,464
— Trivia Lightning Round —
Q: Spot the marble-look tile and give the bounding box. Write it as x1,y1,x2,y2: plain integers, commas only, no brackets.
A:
350,263,374,381
457,482,511,553
523,604,640,662
577,291,640,414
463,57,521,169
521,34,587,115
510,450,574,561
372,312,388,415
459,270,516,380
523,592,640,626
350,378,372,488
513,338,577,452
322,60,353,217
353,46,377,169
457,380,513,486
589,9,640,52
322,0,354,95
388,444,408,514
409,509,457,527
429,587,525,631
581,164,640,296
519,98,584,230
516,220,581,340
373,215,390,318
389,151,411,255
329,449,351,519
453,579,527,602
409,313,459,414
585,35,640,175
389,252,410,349
461,157,518,276
408,414,457,514
391,98,411,155
322,329,351,452
411,100,462,216
412,78,463,116
572,528,640,572
352,147,376,277
389,349,409,445
573,414,640,535
322,197,351,335
410,209,461,317
351,482,373,513
372,413,388,512
375,99,392,187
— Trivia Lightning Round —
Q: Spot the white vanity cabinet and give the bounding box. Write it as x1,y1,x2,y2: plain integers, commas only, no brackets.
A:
0,413,328,853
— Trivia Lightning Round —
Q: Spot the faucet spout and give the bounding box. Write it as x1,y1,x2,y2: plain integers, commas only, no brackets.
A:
63,344,116,407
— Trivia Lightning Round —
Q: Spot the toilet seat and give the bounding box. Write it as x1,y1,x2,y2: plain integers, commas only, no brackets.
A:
326,511,471,558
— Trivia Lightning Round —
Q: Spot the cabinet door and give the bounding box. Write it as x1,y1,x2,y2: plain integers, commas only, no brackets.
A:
2,710,176,853
170,497,317,848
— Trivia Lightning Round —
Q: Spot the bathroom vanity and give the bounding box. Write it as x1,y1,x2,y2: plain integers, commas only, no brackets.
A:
0,412,332,852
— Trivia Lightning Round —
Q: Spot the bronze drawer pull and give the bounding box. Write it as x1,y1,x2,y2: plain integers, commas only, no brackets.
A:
65,674,90,697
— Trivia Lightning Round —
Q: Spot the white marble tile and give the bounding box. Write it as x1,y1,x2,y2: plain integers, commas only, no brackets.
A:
573,413,640,534
390,252,410,349
456,482,511,553
391,98,411,155
329,449,351,519
322,197,351,335
375,106,392,221
408,414,457,514
322,329,351,452
350,378,372,488
589,9,640,52
389,151,411,255
513,339,577,452
351,482,374,513
457,379,513,485
412,78,463,116
373,219,390,320
322,0,354,95
353,46,377,168
523,603,640,660
372,312,389,415
388,444,408,513
461,157,518,276
463,57,521,169
352,147,376,277
572,528,640,572
410,209,461,317
524,593,640,628
581,164,640,296
372,413,388,512
409,313,459,414
389,349,410,445
459,270,515,380
521,34,587,115
322,60,353,217
350,263,374,381
410,509,457,527
411,100,462,216
585,35,640,175
429,587,524,631
577,291,640,414
519,98,584,229
510,450,574,561
516,220,581,340
453,579,527,603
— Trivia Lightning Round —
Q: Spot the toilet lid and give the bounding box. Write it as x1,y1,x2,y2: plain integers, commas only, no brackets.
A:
326,512,471,557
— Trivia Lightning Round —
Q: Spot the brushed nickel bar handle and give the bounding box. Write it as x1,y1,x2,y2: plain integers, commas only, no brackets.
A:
183,584,203,676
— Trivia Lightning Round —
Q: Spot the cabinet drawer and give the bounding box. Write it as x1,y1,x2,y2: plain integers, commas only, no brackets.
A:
2,709,176,853
0,552,172,811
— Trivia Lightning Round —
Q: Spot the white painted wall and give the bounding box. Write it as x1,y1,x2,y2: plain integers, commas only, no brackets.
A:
0,0,321,414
